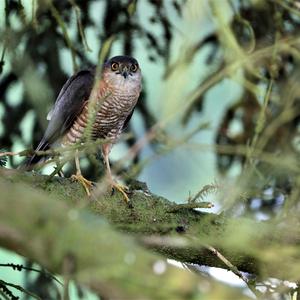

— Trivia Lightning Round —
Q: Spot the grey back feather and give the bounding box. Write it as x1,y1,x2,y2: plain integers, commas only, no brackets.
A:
43,68,95,144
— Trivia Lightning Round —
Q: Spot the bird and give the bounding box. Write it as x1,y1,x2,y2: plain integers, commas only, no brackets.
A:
25,55,142,202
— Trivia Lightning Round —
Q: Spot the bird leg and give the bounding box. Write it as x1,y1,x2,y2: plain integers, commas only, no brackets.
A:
71,150,93,196
102,144,130,203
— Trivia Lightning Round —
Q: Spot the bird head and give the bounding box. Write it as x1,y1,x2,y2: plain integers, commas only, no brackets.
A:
102,56,141,88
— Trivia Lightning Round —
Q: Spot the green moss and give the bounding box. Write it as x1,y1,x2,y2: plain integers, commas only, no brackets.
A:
0,169,282,279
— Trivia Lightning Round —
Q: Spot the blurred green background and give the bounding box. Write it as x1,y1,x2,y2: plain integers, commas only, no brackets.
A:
1,0,300,299
0,1,239,203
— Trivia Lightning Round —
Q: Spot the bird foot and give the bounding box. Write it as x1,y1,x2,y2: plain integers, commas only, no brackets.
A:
71,173,93,196
110,181,130,204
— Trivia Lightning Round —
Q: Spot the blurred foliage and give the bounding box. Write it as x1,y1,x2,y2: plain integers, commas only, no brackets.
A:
2,0,300,299
0,151,7,166
0,173,256,300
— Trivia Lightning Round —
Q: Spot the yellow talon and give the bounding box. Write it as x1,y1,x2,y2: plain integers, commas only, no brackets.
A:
71,173,93,196
102,144,131,204
110,181,130,204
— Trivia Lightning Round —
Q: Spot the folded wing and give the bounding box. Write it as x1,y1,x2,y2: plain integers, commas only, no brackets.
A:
26,68,95,166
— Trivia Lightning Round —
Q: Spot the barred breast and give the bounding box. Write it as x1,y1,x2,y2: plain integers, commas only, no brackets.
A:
63,90,138,145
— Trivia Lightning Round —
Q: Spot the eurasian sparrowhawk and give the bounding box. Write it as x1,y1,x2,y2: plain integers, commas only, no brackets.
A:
26,55,142,201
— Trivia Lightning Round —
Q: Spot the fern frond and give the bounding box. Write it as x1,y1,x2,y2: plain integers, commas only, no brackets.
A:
189,181,220,203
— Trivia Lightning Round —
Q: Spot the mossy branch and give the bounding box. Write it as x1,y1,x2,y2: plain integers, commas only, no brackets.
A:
0,168,300,297
0,168,250,299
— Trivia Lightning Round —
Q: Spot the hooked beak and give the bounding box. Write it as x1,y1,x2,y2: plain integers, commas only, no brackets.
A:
121,67,129,79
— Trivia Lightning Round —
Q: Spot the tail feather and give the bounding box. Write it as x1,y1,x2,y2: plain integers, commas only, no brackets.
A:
23,139,50,169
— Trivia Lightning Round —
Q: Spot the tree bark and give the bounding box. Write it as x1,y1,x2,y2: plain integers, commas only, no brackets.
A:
0,168,298,298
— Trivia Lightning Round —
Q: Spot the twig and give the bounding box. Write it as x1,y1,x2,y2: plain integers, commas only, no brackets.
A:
245,78,273,168
0,151,24,158
31,0,37,28
48,0,78,72
0,283,17,300
0,288,11,300
0,263,62,285
17,0,27,25
167,202,213,213
62,254,77,300
185,35,300,120
0,138,112,159
47,160,67,179
0,45,6,74
68,0,91,52
0,279,42,300
206,245,261,298
127,0,138,16
98,35,115,66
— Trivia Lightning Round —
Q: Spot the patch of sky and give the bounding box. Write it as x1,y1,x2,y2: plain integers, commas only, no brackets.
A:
6,81,23,107
8,12,22,31
209,267,247,288
11,135,26,165
0,1,4,28
19,109,35,145
0,249,25,299
59,47,75,75
89,1,106,31
84,26,99,63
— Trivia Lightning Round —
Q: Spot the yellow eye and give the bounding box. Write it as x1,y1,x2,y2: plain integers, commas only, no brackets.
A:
130,64,138,72
111,62,119,71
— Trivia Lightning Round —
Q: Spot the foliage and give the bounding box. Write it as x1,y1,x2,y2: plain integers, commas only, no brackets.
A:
0,150,7,167
1,0,300,299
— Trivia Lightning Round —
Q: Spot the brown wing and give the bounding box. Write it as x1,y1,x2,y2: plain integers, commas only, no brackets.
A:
26,68,95,166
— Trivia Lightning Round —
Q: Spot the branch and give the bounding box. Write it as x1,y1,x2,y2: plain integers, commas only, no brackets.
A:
0,168,299,297
0,168,245,299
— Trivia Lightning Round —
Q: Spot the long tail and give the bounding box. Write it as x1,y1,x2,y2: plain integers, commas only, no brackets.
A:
23,139,50,169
